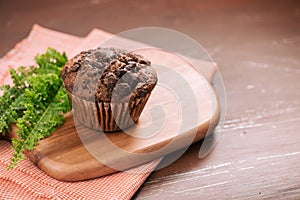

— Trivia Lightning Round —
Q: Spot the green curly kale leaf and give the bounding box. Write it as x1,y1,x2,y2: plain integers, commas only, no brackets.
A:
9,86,71,169
0,67,33,133
0,48,71,169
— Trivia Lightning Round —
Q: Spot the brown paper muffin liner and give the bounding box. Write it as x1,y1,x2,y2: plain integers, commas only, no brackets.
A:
70,93,151,132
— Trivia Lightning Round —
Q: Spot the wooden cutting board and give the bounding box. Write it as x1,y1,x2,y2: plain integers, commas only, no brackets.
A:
5,50,220,181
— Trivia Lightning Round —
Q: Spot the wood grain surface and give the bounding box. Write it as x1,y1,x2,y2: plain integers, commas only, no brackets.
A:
0,0,299,199
4,50,220,182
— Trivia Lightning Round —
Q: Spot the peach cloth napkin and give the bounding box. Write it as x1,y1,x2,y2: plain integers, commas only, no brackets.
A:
0,24,162,200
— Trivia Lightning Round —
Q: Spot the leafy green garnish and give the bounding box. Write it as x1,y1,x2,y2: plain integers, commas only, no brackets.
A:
0,48,71,169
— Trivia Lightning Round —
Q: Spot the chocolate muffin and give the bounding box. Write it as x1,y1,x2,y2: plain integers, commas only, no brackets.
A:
62,47,157,132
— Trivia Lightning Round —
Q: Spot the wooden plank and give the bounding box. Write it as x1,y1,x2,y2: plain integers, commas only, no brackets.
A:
5,50,220,181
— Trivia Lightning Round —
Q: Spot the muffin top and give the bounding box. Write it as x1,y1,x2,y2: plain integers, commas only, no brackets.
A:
62,48,157,102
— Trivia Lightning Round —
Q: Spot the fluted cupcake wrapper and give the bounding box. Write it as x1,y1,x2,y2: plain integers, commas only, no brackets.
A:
70,93,151,132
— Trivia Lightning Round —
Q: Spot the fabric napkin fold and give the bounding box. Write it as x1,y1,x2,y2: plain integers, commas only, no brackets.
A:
0,24,162,200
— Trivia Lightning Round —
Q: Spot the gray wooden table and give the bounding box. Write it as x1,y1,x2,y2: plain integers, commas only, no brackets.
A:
1,0,299,199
